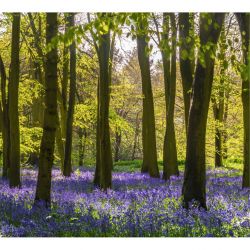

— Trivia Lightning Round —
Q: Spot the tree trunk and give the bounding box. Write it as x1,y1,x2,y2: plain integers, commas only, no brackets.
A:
0,55,10,179
34,13,58,208
136,17,159,178
179,13,195,132
94,78,101,185
114,129,121,162
78,128,86,167
8,13,21,188
60,13,70,141
222,90,229,160
182,13,225,209
162,13,179,180
131,112,140,161
97,30,113,189
236,13,250,188
55,114,65,169
212,25,226,167
63,13,76,177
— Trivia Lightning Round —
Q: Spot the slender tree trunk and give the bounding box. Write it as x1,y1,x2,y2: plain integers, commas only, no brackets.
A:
179,13,195,132
94,77,101,185
63,13,76,177
0,55,10,179
212,25,226,167
114,129,121,162
60,14,70,141
136,17,159,178
55,114,65,169
34,13,58,208
222,90,229,160
182,13,225,209
8,13,21,188
213,103,224,167
162,13,179,180
131,112,140,161
236,13,250,188
78,128,86,166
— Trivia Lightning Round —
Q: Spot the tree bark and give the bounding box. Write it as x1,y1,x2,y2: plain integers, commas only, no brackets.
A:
179,13,195,132
63,13,76,177
136,17,160,178
212,25,226,167
78,128,86,166
236,13,250,188
97,30,113,189
0,55,10,179
162,13,179,180
34,13,58,208
182,13,225,209
131,112,140,161
8,13,21,188
114,129,121,162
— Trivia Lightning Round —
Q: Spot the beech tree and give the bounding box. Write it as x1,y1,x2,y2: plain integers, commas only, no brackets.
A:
211,24,227,167
63,13,76,177
236,13,250,188
34,13,58,207
8,13,21,188
136,14,159,178
91,14,113,189
179,13,195,131
0,54,10,179
162,13,179,180
182,13,225,209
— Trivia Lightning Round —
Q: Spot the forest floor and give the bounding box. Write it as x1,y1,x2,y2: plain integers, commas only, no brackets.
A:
0,162,249,237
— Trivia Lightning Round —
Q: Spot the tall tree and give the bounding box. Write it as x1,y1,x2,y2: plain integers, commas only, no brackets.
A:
8,13,21,188
34,13,58,207
179,13,195,131
92,14,113,189
0,55,10,179
211,24,226,167
182,13,225,209
63,13,76,177
162,13,179,180
28,13,65,169
136,15,160,178
236,13,250,188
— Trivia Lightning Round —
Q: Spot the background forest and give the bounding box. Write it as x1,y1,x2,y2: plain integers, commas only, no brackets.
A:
0,13,244,167
0,12,249,237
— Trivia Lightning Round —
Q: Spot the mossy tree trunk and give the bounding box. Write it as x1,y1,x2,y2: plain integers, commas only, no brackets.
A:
136,17,160,178
63,13,76,177
162,13,179,180
182,13,225,209
34,13,58,208
8,13,21,188
236,13,250,188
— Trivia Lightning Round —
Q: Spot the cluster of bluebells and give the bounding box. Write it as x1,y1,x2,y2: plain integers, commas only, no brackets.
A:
0,167,249,237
